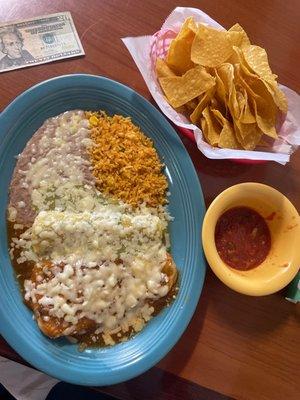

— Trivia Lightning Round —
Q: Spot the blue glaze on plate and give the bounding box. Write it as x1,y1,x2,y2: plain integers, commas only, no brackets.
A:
0,74,206,386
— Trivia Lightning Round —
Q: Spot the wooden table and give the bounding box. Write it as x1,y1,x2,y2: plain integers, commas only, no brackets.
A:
0,1,299,399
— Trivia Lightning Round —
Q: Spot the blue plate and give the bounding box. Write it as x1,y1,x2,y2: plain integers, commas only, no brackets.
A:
0,74,206,385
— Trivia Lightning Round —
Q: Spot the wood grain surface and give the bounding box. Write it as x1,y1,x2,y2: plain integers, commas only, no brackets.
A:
0,1,299,400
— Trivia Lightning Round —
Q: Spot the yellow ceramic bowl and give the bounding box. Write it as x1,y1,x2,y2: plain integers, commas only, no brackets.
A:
202,183,300,296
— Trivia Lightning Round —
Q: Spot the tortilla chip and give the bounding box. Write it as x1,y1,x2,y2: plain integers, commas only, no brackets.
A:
264,81,288,114
210,109,240,149
176,16,198,38
236,90,246,118
232,46,254,74
241,45,287,113
211,108,226,124
252,98,278,139
228,23,251,48
156,58,177,78
235,64,278,137
191,25,233,67
184,16,198,33
186,98,199,111
159,66,215,108
242,45,277,84
227,31,244,48
234,122,262,149
217,63,240,118
201,107,221,145
219,122,240,149
238,88,256,124
174,105,188,114
201,117,209,143
167,17,196,74
235,63,259,99
190,86,216,124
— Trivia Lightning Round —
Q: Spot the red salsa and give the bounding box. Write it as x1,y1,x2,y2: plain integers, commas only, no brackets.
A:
215,206,271,270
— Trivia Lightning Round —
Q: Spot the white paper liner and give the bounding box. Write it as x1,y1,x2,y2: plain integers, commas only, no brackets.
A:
122,6,300,164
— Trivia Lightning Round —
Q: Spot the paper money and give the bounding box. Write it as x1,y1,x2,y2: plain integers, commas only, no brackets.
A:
0,12,84,73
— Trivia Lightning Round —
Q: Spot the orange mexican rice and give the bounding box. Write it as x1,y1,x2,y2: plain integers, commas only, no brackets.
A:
87,111,168,207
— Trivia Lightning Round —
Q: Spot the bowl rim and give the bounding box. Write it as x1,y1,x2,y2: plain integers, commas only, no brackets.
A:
0,73,206,385
202,182,300,296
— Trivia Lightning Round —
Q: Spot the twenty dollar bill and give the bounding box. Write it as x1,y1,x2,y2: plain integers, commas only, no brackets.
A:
0,12,84,73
